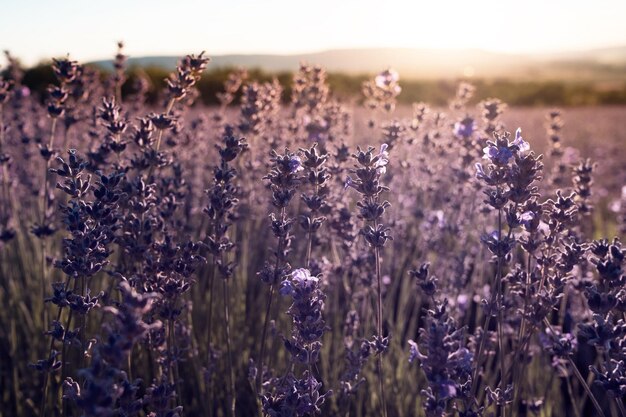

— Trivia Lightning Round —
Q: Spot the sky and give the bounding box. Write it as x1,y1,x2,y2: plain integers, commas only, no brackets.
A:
1,0,626,66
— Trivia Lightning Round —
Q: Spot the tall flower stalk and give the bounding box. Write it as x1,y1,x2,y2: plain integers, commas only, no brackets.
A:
347,144,392,417
299,143,329,267
33,58,79,334
256,149,303,397
261,268,332,416
204,125,247,416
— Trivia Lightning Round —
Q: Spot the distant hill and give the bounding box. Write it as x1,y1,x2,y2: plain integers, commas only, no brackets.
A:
90,47,626,81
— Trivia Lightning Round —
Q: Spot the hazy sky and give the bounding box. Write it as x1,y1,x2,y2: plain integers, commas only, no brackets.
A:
1,0,625,66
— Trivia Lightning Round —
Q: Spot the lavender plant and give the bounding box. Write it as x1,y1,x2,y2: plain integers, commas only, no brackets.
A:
0,47,623,417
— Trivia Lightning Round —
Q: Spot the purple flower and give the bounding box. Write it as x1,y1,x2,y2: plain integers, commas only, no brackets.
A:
288,155,304,173
456,294,469,312
475,163,487,180
437,381,457,399
519,211,535,230
375,69,400,90
343,175,353,190
375,143,389,174
292,268,318,286
280,268,319,296
513,128,530,154
453,117,475,139
432,210,445,228
483,143,513,165
19,86,30,98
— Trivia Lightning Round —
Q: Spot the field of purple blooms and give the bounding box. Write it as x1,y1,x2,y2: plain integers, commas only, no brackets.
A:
0,45,625,417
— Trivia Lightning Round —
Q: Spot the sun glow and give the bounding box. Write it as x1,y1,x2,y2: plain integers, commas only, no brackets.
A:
0,0,625,65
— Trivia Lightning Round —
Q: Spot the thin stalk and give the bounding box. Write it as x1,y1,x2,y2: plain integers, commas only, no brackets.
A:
0,104,9,219
48,118,58,148
258,284,276,391
116,82,122,106
470,226,501,398
223,276,236,417
168,319,175,397
61,307,74,416
147,97,176,181
370,192,387,417
79,275,87,380
603,351,626,417
206,260,216,354
169,314,183,412
40,275,73,417
304,182,318,268
127,348,132,381
205,260,216,414
618,400,626,417
41,236,47,330
206,257,216,416
470,288,497,399
541,319,605,417
0,104,4,148
155,98,175,152
61,126,69,152
38,113,60,417
257,205,286,394
565,376,582,417
374,245,387,417
305,231,313,268
495,208,507,417
566,357,606,417
471,202,514,412
40,117,58,332
510,252,533,415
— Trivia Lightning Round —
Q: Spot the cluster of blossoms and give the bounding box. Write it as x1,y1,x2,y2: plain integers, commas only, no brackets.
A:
299,143,330,266
203,124,247,414
363,68,402,116
478,98,506,138
255,148,304,396
261,269,332,416
580,240,626,401
407,263,473,417
290,64,346,147
346,143,392,415
544,109,574,189
292,64,329,113
450,82,476,110
63,282,161,417
473,128,545,412
239,80,282,137
217,67,247,109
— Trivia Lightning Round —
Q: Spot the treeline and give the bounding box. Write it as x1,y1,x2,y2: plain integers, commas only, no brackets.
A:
12,62,626,106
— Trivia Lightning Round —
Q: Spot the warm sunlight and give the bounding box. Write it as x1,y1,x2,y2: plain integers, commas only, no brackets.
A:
1,0,625,64
1,1,626,417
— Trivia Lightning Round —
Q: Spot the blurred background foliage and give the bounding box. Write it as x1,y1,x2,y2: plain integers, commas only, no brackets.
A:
7,61,626,107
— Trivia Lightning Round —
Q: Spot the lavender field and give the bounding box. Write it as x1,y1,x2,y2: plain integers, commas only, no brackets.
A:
0,47,625,417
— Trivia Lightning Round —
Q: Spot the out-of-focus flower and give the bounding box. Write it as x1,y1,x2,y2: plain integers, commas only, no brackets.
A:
453,116,476,139
375,69,400,91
